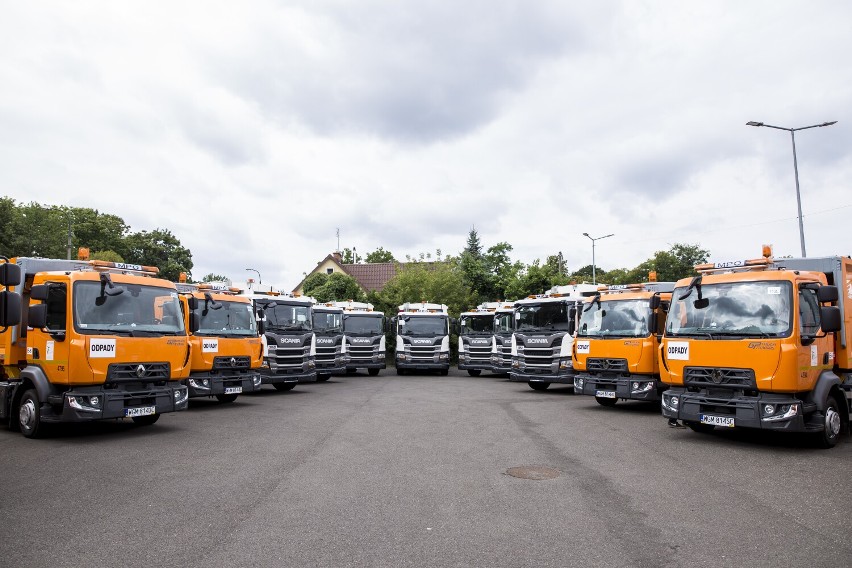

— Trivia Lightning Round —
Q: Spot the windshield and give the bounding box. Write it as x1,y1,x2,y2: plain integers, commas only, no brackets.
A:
515,302,570,332
343,314,384,335
74,281,185,335
195,299,257,337
461,314,494,335
666,281,793,338
399,315,448,336
494,312,514,333
579,299,649,338
313,311,343,333
258,300,312,331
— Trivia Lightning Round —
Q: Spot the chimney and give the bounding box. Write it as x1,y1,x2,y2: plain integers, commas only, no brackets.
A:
332,251,342,262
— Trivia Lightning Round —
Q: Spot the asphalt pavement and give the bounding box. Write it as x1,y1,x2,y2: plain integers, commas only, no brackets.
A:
1,369,850,568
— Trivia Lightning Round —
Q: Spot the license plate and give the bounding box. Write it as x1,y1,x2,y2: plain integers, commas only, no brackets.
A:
224,387,242,394
125,406,156,418
595,390,616,399
700,414,734,427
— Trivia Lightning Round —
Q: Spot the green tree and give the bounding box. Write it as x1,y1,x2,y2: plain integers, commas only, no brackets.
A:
340,248,356,264
305,272,366,303
365,247,395,263
124,228,193,281
69,207,129,258
202,273,230,283
90,250,124,263
374,262,473,318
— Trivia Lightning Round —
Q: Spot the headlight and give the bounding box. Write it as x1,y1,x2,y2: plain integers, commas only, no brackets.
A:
439,353,449,361
253,374,262,387
574,377,584,390
631,381,654,394
763,403,799,422
174,387,189,404
662,393,679,412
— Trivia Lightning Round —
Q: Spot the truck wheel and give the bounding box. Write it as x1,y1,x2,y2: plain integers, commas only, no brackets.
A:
440,369,449,376
595,396,617,407
131,413,161,426
18,389,46,439
467,370,482,377
528,382,550,391
316,374,330,382
685,421,714,434
273,383,296,392
396,368,405,376
215,393,239,403
815,394,843,449
368,368,380,376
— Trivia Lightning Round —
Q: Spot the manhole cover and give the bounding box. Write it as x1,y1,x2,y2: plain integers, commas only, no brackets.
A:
505,466,561,480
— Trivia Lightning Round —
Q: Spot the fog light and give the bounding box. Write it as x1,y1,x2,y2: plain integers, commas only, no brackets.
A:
253,374,262,387
763,404,776,416
88,396,100,407
632,382,640,390
574,377,584,390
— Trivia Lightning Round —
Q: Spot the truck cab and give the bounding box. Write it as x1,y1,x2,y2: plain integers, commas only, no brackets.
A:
393,302,452,376
177,281,263,402
335,301,386,376
312,302,347,381
458,303,500,376
660,252,851,447
0,258,191,438
490,302,515,375
572,281,674,406
245,291,316,391
510,284,598,390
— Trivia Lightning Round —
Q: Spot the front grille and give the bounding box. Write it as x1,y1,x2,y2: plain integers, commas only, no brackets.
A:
268,346,305,370
410,344,438,361
587,358,629,373
684,367,756,389
213,356,250,370
349,344,378,362
464,340,492,363
519,347,554,368
108,362,170,382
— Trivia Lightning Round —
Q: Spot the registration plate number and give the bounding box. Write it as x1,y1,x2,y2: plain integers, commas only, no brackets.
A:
595,390,616,399
224,387,242,394
699,414,734,427
125,406,156,418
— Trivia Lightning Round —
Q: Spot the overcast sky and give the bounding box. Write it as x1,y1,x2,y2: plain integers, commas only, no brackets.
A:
2,1,850,290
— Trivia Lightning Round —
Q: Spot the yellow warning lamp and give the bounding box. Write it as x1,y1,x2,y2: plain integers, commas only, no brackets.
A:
179,272,187,283
77,247,90,261
648,271,657,282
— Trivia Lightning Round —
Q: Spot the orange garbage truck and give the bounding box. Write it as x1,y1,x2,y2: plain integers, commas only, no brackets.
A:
176,281,263,403
660,251,851,447
573,281,675,406
0,257,192,438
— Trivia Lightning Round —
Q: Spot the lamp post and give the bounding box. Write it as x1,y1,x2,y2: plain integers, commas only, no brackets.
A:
746,120,837,257
245,268,262,286
582,232,614,285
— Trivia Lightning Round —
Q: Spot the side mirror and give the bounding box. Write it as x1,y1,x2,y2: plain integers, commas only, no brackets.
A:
189,312,200,333
29,303,47,329
648,314,658,335
649,295,661,310
568,320,576,336
30,284,49,302
694,298,709,310
0,291,22,327
820,306,841,333
0,262,21,286
187,296,199,310
817,285,839,303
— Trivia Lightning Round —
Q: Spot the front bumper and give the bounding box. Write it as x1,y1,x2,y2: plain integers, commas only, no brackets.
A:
573,374,661,401
55,382,189,422
509,369,575,384
261,368,315,385
315,363,347,376
396,360,450,371
187,371,262,398
458,359,492,372
661,387,810,432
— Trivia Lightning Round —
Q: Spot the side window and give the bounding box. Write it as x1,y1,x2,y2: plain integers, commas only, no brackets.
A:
798,288,821,337
46,284,68,332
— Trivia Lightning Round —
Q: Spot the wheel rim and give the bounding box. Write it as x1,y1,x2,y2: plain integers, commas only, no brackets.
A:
19,398,36,431
825,406,841,438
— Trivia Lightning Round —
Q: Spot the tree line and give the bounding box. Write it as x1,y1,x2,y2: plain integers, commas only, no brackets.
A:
0,198,193,281
304,228,709,317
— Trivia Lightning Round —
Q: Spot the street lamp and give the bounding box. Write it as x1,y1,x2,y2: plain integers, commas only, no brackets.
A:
245,268,262,285
746,120,837,257
582,232,614,285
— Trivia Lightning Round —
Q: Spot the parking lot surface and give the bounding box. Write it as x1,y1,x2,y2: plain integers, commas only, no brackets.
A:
1,369,850,567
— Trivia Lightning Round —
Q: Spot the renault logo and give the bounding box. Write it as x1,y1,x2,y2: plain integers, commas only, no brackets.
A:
135,364,147,378
601,360,610,370
230,357,237,367
711,369,724,384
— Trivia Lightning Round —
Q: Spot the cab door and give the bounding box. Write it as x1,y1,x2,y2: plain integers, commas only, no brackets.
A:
28,282,72,385
796,285,832,391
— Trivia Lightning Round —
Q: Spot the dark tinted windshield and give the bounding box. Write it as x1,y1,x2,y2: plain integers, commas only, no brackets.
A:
399,315,448,336
515,302,570,332
666,281,792,338
74,281,184,335
343,314,384,335
313,311,342,333
579,299,649,338
257,301,312,331
195,299,256,336
494,312,514,333
461,314,494,335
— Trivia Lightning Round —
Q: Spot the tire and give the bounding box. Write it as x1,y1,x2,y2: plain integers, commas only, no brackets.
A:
440,369,449,376
815,394,844,449
215,393,239,403
595,396,618,407
316,374,330,382
467,370,482,377
273,383,296,391
396,368,405,376
528,381,550,391
685,421,714,434
18,389,46,439
131,413,161,426
368,368,380,376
